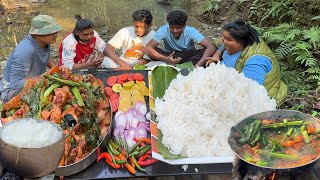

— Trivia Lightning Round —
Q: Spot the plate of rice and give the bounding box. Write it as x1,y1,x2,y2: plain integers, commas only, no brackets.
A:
148,64,277,165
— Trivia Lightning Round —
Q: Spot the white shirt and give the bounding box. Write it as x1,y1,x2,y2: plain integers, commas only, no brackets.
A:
108,26,155,61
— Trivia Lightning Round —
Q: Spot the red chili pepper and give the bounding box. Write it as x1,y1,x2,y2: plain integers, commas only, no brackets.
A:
133,137,146,146
97,152,112,162
145,150,152,155
138,154,151,162
138,158,158,167
136,137,152,144
106,159,121,169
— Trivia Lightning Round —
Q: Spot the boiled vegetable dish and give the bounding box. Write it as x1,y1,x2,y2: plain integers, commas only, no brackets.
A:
236,118,320,168
0,67,111,166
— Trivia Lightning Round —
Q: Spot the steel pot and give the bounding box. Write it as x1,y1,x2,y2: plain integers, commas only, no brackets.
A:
54,108,112,176
0,118,65,178
228,110,320,173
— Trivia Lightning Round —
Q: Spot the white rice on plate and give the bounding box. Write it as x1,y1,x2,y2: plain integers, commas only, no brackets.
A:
154,63,277,158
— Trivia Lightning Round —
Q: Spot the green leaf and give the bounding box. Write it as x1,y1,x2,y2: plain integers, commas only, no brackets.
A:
311,16,320,21
151,66,179,99
156,129,184,159
303,26,320,48
133,64,147,70
175,62,194,71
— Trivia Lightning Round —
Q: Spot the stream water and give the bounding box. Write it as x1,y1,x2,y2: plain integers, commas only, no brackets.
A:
0,0,202,61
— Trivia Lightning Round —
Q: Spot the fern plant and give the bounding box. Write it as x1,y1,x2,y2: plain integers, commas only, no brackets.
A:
201,0,219,14
262,24,320,84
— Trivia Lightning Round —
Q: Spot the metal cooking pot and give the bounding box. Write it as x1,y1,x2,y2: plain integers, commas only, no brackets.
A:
228,110,320,172
0,118,65,178
54,107,112,176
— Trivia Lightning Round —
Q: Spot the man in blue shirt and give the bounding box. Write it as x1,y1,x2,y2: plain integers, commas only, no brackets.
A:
145,10,216,67
0,15,62,102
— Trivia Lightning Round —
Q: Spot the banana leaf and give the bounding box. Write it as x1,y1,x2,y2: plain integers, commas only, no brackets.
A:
151,65,183,159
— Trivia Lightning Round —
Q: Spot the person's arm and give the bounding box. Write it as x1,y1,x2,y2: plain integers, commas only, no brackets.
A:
145,39,181,65
136,58,149,65
242,55,272,85
195,38,216,67
103,43,132,69
47,58,55,68
205,49,222,67
9,50,33,90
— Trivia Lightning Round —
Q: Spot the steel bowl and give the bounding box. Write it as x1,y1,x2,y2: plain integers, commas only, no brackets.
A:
0,118,64,178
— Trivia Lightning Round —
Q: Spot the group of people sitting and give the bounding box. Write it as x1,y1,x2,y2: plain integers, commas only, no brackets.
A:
0,9,287,105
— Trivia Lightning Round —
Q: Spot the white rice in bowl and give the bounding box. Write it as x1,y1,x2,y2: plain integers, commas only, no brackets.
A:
154,63,277,158
0,118,63,148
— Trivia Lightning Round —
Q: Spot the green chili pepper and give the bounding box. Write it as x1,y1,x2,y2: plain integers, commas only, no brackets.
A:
128,151,140,157
302,130,310,143
44,84,60,99
300,125,306,134
256,160,269,167
118,132,124,149
115,160,127,165
129,140,142,154
138,145,151,157
108,141,120,156
243,153,254,162
71,87,84,106
286,128,294,136
71,86,85,106
108,148,117,165
110,141,119,150
132,156,147,173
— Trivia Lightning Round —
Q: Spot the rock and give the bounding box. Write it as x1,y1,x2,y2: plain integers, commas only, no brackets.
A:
99,25,109,36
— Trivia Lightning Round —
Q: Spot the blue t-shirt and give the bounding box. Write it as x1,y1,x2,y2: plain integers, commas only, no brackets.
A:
0,34,50,101
220,47,272,85
153,24,205,52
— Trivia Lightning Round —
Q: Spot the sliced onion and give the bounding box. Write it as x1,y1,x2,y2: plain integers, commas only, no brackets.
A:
113,125,125,139
113,126,124,139
138,121,151,132
115,113,128,128
134,126,147,138
115,110,124,119
125,135,136,149
137,121,147,128
135,112,146,123
130,117,139,128
125,109,135,129
125,128,136,138
145,112,151,121
134,102,147,115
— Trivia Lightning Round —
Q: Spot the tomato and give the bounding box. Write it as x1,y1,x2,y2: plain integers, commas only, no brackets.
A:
110,92,120,102
104,87,113,97
117,74,128,84
106,76,117,87
133,73,144,81
111,98,119,113
128,73,135,81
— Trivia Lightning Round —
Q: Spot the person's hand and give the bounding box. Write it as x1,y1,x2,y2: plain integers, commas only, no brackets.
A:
119,63,132,70
167,51,182,65
205,57,220,67
90,57,104,68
